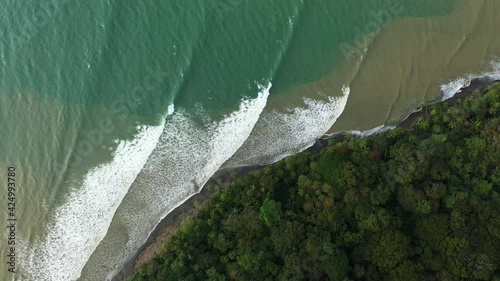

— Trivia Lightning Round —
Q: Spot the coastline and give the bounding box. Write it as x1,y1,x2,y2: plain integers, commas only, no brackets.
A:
112,76,499,281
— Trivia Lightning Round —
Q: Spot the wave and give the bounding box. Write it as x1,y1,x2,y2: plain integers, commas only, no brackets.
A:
223,85,350,168
347,60,500,139
347,124,394,137
77,83,271,280
19,124,165,281
440,60,500,100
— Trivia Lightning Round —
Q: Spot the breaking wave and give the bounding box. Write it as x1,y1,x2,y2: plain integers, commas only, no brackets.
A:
81,83,272,280
440,60,500,100
20,124,165,281
223,85,350,167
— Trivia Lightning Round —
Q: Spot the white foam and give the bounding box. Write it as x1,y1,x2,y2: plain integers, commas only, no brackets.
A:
20,124,165,281
348,124,394,137
167,103,175,116
350,61,500,140
78,83,271,281
440,60,500,101
223,85,349,168
440,76,471,100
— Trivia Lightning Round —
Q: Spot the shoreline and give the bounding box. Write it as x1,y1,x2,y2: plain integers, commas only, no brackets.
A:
112,76,499,281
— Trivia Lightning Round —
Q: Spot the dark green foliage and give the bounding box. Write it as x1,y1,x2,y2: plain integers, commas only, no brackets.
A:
130,83,500,281
259,198,283,226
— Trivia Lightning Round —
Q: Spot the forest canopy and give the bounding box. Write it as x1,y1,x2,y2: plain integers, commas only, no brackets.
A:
130,83,500,281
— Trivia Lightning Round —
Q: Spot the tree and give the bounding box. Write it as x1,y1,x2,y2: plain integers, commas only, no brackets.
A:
364,231,410,271
415,214,451,250
259,198,282,226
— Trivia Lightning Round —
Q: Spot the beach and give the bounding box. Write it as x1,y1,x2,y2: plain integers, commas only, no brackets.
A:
113,76,500,281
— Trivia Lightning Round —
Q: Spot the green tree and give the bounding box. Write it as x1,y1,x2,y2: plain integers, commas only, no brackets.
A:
259,198,283,226
364,231,410,271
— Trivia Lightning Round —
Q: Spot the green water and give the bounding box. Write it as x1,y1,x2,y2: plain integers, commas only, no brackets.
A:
0,0,499,280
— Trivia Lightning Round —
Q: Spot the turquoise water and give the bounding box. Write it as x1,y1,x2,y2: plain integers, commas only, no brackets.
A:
1,0,500,280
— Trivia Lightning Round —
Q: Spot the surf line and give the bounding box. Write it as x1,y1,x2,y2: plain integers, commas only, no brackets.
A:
107,82,272,280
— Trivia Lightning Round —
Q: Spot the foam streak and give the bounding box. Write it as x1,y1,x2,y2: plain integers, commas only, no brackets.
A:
21,124,165,281
440,60,500,100
223,86,350,168
81,83,271,280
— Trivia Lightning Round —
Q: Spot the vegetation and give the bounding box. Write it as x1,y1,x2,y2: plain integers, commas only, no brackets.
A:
130,83,500,281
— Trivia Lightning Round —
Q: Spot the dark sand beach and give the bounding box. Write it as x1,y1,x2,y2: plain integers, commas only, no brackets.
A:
113,77,499,281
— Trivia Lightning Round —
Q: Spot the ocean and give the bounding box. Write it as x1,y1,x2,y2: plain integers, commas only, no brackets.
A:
0,0,499,280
